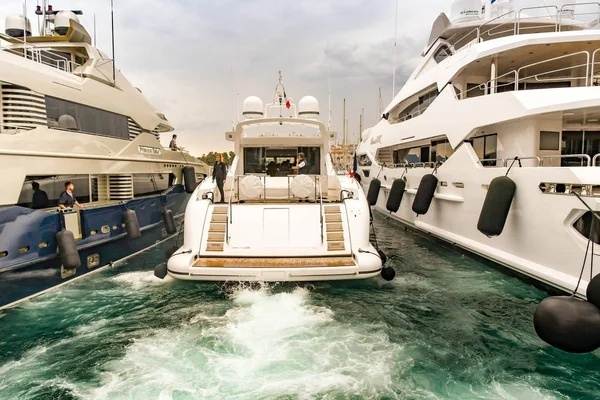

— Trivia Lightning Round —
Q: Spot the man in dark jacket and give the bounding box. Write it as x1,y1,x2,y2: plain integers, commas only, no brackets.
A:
213,154,227,203
31,181,49,209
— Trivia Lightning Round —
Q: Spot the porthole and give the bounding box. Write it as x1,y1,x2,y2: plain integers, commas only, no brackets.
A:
101,225,110,234
38,241,48,249
90,230,97,236
0,251,7,258
18,246,30,254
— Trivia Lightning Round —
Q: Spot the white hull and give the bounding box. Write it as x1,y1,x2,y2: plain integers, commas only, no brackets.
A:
363,143,599,296
356,3,600,296
167,94,384,282
168,177,383,282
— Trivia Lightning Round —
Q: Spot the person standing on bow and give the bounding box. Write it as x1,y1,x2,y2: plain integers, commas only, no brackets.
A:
212,154,227,203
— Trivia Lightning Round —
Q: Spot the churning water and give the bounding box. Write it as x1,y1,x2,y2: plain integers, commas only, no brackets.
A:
0,213,598,399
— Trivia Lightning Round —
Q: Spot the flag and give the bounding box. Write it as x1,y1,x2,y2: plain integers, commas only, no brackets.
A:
352,153,358,174
284,89,291,109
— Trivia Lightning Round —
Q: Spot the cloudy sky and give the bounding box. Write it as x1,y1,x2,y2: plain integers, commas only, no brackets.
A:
1,0,447,156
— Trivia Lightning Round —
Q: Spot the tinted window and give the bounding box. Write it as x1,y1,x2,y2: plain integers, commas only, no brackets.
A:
45,97,129,139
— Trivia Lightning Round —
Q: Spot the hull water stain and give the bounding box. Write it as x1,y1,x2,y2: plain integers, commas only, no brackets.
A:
0,213,598,399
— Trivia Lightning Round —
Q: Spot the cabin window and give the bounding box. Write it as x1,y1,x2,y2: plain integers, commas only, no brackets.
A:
470,134,498,162
17,175,91,209
45,97,129,139
393,146,430,165
433,45,452,63
244,147,321,175
540,131,560,151
397,89,439,122
562,131,600,166
357,154,372,166
133,174,168,197
431,139,453,163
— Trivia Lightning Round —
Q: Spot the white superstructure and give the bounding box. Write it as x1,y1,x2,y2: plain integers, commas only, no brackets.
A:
0,4,207,207
357,1,600,296
166,76,385,281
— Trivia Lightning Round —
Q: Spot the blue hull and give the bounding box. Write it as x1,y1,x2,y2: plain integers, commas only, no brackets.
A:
0,186,189,308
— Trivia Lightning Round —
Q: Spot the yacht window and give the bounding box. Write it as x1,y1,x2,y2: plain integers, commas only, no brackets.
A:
540,131,560,151
397,88,439,122
431,139,453,162
470,134,498,162
433,45,452,63
45,97,129,139
244,147,321,175
358,154,372,166
394,146,430,165
17,175,91,208
40,50,71,70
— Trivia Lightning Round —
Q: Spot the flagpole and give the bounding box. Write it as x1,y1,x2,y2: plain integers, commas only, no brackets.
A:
343,98,347,169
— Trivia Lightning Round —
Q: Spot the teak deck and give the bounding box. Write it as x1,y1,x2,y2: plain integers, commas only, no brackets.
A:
193,256,356,268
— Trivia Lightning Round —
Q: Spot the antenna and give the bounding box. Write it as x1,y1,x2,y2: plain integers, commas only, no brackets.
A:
22,0,27,52
326,39,332,131
392,0,398,101
110,0,116,84
359,108,363,142
378,87,383,117
93,13,96,46
343,98,347,168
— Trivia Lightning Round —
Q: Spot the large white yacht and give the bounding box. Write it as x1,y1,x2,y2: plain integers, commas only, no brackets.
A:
0,3,207,307
163,76,390,282
356,0,600,297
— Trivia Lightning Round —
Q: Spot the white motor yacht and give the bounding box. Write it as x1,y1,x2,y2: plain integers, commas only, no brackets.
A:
356,0,600,297
164,76,391,282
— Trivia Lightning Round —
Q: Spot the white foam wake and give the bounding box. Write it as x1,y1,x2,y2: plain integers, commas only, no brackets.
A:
83,286,402,399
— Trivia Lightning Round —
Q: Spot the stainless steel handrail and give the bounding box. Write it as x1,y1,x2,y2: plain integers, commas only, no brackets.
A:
592,153,600,165
518,51,590,87
542,154,591,166
516,156,542,166
318,177,324,244
479,157,507,166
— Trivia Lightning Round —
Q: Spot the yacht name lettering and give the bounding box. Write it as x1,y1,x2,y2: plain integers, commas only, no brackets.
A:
370,135,382,145
138,146,161,155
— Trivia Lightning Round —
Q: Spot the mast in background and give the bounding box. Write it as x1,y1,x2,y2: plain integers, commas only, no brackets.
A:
392,0,398,101
110,0,116,83
359,108,363,142
343,98,347,168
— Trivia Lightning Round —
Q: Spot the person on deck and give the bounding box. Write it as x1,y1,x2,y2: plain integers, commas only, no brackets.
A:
212,154,227,203
58,181,84,210
31,181,49,209
294,152,308,174
169,134,181,151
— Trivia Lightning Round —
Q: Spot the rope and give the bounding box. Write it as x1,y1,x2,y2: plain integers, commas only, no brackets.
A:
376,163,385,179
571,192,598,296
505,156,519,176
573,216,595,296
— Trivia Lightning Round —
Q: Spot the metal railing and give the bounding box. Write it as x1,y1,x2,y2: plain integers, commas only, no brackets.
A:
541,154,591,166
462,50,594,98
593,153,600,165
0,33,83,77
450,3,600,52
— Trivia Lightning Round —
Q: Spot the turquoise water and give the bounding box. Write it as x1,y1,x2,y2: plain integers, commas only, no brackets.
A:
0,213,598,399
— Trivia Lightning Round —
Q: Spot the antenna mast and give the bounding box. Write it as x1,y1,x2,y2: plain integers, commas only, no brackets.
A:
392,0,398,101
111,0,116,84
